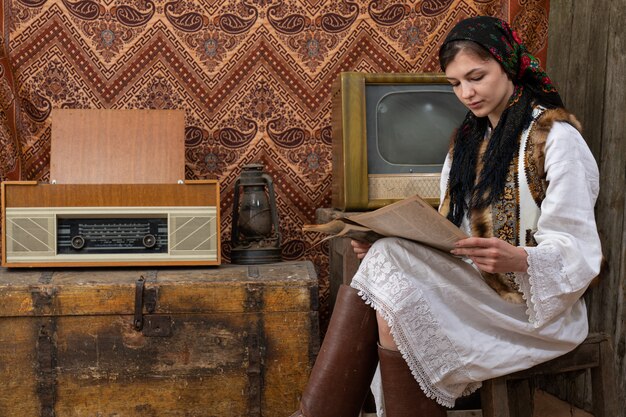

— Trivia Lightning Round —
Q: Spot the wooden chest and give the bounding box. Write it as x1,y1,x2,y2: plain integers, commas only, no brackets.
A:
0,261,319,417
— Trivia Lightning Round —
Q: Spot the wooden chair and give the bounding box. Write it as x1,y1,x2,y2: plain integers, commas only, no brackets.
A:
480,333,617,417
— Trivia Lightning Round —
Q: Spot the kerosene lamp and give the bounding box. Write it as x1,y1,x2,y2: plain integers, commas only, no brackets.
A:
230,163,282,264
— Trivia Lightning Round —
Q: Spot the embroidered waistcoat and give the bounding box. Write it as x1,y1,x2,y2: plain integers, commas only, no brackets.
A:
440,106,583,303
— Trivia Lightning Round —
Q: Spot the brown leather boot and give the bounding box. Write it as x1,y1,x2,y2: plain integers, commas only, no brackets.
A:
289,284,379,417
378,345,447,417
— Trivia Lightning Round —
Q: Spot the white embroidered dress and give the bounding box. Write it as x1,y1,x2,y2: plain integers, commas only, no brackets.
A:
350,120,602,409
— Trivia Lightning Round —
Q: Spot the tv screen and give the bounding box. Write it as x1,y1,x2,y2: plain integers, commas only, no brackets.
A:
366,84,467,174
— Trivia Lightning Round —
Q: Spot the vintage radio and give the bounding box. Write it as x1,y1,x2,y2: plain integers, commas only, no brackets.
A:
1,108,221,268
1,181,220,267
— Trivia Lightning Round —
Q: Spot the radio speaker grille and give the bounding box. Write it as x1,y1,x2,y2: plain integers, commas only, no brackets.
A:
5,214,55,256
170,213,218,256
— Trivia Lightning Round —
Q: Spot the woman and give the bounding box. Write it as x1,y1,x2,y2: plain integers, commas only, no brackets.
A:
290,16,601,417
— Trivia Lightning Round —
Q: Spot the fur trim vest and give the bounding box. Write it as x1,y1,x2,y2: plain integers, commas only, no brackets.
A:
440,107,582,303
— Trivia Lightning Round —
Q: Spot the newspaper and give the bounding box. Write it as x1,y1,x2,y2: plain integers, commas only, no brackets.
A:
303,195,467,252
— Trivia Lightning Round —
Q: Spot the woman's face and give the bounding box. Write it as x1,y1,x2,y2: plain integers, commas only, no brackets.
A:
444,49,515,127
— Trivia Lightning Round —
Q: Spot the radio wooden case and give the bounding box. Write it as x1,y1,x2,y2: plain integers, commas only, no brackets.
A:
0,109,221,268
1,181,221,267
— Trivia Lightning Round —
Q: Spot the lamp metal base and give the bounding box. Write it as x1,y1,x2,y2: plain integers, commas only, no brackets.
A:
230,246,282,265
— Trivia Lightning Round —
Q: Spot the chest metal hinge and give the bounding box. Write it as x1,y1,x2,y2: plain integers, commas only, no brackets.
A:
133,276,172,337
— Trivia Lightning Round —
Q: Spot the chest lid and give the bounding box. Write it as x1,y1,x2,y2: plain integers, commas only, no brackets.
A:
0,261,318,318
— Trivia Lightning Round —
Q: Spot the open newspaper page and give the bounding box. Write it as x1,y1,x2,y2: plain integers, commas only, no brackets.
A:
302,218,384,244
347,195,467,252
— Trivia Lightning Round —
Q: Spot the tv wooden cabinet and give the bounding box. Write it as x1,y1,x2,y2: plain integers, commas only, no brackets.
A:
316,208,362,311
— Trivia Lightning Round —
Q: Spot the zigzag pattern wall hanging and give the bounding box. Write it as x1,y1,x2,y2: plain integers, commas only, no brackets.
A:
1,0,550,323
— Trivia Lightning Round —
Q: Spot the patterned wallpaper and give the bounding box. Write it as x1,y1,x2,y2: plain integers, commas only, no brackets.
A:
0,0,549,322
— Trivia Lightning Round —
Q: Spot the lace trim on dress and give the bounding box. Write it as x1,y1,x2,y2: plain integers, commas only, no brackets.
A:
514,244,566,328
351,248,481,408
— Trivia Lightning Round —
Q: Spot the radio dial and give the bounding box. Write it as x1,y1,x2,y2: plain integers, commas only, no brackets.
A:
71,235,86,250
143,234,157,248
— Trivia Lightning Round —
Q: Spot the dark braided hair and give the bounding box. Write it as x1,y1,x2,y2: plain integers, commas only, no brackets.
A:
444,79,534,226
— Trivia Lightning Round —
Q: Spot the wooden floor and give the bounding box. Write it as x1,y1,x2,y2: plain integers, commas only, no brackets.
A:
361,391,593,417
363,412,481,417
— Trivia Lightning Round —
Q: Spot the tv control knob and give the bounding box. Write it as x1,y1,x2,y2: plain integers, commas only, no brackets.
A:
71,235,85,250
143,234,157,248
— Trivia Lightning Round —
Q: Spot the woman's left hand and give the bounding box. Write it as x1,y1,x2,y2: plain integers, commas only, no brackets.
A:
450,237,528,273
351,239,372,260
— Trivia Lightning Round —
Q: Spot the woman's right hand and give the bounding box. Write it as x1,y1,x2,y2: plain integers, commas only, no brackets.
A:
351,240,372,260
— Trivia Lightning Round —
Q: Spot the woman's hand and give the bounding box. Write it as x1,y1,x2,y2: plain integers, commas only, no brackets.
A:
450,237,528,273
351,240,372,260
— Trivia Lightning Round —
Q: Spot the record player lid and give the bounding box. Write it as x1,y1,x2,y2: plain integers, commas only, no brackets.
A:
50,109,185,184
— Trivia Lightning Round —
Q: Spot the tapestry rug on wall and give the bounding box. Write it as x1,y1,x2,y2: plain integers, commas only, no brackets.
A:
0,0,550,325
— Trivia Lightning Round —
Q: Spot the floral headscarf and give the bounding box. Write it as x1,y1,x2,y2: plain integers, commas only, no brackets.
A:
440,15,561,105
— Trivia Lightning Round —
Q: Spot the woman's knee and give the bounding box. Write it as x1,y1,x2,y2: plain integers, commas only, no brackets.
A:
376,311,398,350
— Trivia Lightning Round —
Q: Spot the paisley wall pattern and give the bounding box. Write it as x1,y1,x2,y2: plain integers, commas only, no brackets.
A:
0,0,550,323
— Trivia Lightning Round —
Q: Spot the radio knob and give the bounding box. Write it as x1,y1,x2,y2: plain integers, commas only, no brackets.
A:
143,234,157,248
71,235,85,250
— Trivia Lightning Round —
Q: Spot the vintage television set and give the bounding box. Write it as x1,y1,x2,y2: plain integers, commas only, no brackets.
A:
331,72,468,211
